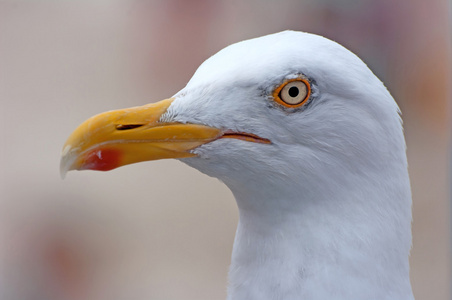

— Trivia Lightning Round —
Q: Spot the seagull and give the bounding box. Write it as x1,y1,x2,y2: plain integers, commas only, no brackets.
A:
60,31,414,300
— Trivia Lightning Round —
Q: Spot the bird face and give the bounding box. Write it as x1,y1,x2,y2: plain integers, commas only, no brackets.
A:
59,32,413,300
61,31,403,194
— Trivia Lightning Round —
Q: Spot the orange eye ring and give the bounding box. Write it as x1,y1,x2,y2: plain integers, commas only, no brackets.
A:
272,78,311,108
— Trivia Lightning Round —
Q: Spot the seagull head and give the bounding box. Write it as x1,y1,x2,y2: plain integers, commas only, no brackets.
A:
61,31,405,201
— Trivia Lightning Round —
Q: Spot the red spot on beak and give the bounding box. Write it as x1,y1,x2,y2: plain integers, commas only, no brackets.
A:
82,148,122,171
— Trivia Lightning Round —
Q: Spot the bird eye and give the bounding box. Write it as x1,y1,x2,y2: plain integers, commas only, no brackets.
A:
274,79,311,108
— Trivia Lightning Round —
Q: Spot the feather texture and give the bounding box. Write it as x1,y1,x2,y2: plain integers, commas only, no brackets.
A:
161,31,413,300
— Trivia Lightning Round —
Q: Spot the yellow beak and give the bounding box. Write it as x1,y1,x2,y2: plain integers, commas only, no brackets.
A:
60,98,221,178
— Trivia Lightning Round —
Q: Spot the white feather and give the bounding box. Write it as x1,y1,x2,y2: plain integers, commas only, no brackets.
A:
161,31,413,300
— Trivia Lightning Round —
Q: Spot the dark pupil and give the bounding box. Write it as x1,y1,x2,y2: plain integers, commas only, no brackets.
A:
288,86,299,97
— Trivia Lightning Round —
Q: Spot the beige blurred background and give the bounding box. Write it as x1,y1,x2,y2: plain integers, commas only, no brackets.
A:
1,1,450,300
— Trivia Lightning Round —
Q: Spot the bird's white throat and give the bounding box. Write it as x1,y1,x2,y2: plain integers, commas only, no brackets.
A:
224,170,413,300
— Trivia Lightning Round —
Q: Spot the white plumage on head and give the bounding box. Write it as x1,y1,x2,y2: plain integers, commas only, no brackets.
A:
164,31,413,300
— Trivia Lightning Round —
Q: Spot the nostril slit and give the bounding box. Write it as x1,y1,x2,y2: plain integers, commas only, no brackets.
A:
116,124,144,130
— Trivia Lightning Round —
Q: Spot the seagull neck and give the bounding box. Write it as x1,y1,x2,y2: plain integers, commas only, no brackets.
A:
226,183,413,300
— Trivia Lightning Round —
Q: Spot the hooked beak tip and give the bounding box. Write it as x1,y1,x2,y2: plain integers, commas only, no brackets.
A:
60,145,76,179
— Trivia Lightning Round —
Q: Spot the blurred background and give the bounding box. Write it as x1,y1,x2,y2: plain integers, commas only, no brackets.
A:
1,1,450,299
